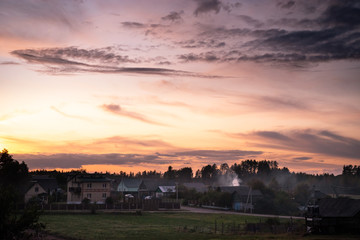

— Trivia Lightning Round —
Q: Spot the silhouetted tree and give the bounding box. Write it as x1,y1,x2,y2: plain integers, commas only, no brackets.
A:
0,149,29,189
342,165,360,176
257,160,271,175
164,166,176,179
201,164,219,180
0,149,44,239
177,167,193,181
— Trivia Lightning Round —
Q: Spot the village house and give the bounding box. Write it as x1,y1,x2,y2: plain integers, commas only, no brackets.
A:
24,175,58,203
116,178,177,199
116,178,146,199
141,179,176,198
67,174,111,204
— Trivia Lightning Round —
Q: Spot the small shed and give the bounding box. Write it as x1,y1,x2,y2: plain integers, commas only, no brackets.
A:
220,186,262,212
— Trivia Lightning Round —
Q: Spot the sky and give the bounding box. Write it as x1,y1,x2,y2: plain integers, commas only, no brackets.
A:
1,0,359,175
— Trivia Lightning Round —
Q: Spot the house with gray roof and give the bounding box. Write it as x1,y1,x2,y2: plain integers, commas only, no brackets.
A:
24,175,58,203
116,178,146,198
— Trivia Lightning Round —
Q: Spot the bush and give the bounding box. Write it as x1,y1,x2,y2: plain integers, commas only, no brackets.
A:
105,196,114,205
0,187,44,239
82,197,90,205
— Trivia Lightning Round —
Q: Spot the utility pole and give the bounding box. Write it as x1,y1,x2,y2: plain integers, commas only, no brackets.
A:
176,182,178,201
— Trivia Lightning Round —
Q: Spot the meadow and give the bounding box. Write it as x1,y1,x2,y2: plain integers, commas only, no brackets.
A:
40,211,311,240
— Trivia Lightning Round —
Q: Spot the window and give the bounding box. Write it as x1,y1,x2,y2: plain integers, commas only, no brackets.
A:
87,193,92,199
87,183,92,188
103,183,107,188
102,193,107,198
35,187,39,193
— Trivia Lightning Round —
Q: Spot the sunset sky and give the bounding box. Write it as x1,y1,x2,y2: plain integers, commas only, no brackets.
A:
1,0,359,175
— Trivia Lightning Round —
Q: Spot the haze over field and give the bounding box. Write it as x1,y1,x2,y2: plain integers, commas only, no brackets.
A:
1,0,359,174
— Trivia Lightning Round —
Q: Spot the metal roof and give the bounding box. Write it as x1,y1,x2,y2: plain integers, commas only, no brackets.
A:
157,186,176,193
319,198,360,217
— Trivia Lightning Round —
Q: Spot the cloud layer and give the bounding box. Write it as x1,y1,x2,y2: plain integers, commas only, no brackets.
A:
15,149,264,169
10,47,196,76
9,1,360,73
239,129,360,159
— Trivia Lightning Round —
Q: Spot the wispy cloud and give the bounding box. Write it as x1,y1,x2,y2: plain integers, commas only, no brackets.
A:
121,21,148,29
174,149,263,162
51,106,89,121
94,136,174,149
293,156,312,161
175,39,225,49
0,61,20,65
11,47,219,77
11,47,139,65
193,0,222,16
277,1,295,9
100,104,166,126
161,11,184,23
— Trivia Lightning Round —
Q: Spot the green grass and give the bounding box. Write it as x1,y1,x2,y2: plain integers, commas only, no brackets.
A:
39,212,358,240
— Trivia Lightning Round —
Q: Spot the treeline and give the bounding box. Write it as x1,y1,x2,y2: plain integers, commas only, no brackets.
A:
342,165,360,176
29,160,360,184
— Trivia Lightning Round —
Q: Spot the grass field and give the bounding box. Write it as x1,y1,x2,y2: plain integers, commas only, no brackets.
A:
39,212,358,240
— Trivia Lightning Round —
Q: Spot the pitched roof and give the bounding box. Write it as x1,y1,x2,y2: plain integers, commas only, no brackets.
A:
120,178,143,188
25,176,58,193
141,179,176,191
36,178,58,192
219,186,262,197
68,174,110,183
157,186,176,193
319,198,360,217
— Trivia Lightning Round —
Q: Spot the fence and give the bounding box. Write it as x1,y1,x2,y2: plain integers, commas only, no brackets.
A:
17,199,180,211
